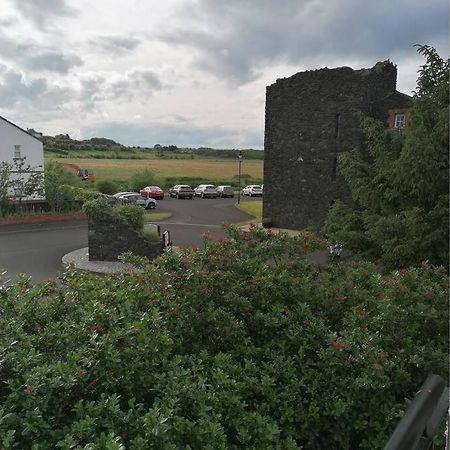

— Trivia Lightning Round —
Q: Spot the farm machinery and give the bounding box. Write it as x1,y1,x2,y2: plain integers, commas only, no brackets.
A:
62,163,96,181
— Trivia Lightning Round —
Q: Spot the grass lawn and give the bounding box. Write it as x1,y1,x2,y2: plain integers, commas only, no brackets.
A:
144,211,172,222
46,157,264,184
235,200,262,222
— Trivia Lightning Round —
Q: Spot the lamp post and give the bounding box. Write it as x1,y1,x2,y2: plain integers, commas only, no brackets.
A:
237,150,243,204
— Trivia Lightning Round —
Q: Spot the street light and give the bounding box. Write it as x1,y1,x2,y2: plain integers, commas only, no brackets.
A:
237,150,243,204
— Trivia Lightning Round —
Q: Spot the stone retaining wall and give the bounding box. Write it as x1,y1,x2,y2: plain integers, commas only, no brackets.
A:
88,219,163,262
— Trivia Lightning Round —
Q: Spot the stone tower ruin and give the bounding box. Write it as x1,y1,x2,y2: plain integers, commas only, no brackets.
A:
263,61,411,230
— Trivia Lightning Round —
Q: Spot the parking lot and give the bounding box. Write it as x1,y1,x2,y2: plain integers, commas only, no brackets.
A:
0,196,258,282
152,195,257,247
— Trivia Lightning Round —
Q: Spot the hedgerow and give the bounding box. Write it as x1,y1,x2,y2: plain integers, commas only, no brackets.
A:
83,198,144,231
0,226,447,448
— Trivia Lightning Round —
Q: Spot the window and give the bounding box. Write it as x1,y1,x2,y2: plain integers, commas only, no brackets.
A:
394,113,405,129
14,145,21,159
334,113,341,139
331,157,337,181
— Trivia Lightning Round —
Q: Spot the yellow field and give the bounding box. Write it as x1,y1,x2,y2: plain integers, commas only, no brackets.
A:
46,157,264,183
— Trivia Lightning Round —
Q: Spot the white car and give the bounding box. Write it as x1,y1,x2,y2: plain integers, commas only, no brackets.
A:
117,193,157,209
242,185,263,197
194,184,218,198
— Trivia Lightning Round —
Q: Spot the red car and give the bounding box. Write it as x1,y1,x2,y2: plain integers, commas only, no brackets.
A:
140,185,164,200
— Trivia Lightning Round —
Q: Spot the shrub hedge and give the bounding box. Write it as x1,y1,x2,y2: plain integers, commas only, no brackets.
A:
83,198,145,231
0,226,447,448
129,169,160,192
96,180,118,195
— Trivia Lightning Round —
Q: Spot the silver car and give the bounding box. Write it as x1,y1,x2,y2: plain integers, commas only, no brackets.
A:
117,193,157,209
194,184,218,198
216,185,235,198
112,191,136,198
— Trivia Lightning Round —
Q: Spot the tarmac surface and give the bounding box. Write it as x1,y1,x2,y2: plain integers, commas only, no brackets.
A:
0,196,255,283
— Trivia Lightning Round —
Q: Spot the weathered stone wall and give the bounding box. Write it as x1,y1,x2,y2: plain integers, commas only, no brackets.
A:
88,219,163,261
263,61,402,230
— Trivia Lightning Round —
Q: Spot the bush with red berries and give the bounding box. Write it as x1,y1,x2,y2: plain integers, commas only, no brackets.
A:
0,225,447,448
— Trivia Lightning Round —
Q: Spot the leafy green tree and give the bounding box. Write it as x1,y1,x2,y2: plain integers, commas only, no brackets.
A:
0,158,44,216
129,169,160,191
44,161,82,212
324,45,449,269
0,162,14,217
96,179,117,195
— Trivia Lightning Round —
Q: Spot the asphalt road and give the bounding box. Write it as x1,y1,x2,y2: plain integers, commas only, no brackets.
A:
0,222,88,284
156,195,254,246
0,196,256,283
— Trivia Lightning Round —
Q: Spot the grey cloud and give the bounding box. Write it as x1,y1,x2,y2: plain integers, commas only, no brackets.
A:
90,36,141,55
0,32,30,60
0,16,18,28
160,0,449,85
109,79,132,101
12,0,77,28
0,30,83,74
77,70,163,110
0,65,47,106
79,75,106,111
26,51,83,73
0,64,73,111
82,121,262,148
130,70,162,90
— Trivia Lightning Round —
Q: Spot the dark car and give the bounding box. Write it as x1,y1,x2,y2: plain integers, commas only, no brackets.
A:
216,185,235,198
169,185,194,199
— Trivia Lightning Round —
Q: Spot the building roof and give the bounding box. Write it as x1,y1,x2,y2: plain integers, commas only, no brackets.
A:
0,115,44,143
372,90,413,110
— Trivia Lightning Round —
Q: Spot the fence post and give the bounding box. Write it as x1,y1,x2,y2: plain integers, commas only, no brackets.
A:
384,374,448,450
163,230,171,248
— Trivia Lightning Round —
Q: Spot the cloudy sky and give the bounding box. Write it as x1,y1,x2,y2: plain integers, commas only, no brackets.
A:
0,0,447,148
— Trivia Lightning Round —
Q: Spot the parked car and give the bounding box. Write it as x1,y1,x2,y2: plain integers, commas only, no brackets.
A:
140,185,164,200
216,185,235,198
194,184,218,198
117,193,157,209
112,191,136,198
169,185,194,199
242,185,263,197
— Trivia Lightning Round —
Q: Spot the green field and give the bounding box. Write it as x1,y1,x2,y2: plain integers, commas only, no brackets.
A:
45,156,264,185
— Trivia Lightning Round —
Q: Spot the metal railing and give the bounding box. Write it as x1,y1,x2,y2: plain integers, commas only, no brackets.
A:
384,374,449,450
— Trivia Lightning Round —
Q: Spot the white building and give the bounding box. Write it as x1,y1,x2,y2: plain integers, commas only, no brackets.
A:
0,116,44,198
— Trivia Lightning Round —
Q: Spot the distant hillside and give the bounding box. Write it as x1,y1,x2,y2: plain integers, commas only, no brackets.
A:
43,134,125,153
43,135,264,160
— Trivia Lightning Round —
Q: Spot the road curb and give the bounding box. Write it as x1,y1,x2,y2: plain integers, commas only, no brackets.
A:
62,248,135,274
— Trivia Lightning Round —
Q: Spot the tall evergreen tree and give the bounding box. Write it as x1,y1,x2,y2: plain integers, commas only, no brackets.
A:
324,46,449,269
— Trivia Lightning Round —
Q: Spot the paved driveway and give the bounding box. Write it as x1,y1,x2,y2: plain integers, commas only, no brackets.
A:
0,197,256,283
155,196,254,246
